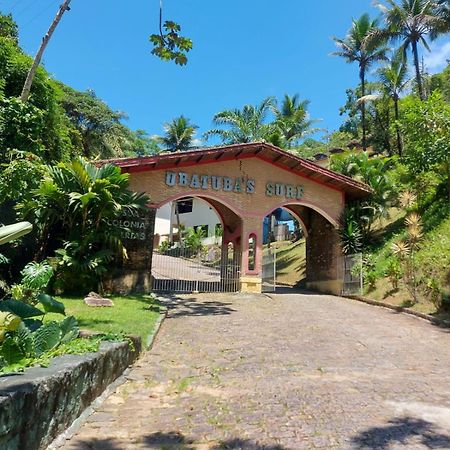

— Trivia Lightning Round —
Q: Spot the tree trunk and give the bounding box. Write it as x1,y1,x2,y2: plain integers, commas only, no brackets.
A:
20,0,72,102
360,66,367,151
394,97,402,157
412,40,425,101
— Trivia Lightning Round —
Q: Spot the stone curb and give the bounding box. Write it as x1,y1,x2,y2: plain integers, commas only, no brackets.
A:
48,301,168,450
344,294,450,328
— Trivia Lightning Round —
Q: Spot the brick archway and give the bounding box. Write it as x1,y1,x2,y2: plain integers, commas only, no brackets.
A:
102,143,371,295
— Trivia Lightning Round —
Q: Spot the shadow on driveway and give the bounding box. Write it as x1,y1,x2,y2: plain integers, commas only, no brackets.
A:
351,416,450,449
159,294,237,318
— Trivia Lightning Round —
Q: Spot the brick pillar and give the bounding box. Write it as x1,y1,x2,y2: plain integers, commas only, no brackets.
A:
305,211,343,295
240,217,263,293
103,207,156,294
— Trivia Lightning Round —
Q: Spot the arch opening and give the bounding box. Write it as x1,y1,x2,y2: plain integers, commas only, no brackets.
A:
261,204,340,293
152,195,242,293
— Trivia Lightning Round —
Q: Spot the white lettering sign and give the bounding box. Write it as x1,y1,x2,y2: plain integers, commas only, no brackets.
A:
166,171,255,194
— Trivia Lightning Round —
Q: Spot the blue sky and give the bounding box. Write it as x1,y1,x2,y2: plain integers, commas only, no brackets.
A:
2,0,450,144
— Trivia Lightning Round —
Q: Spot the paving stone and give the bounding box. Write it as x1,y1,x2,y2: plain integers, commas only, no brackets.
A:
61,292,450,449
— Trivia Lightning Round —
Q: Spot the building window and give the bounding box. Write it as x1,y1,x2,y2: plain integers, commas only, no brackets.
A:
176,199,193,214
248,234,256,271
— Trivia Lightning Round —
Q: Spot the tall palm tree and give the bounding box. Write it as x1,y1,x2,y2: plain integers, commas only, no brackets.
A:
159,116,198,152
204,97,275,144
377,54,410,156
271,95,319,148
333,14,388,150
374,0,447,101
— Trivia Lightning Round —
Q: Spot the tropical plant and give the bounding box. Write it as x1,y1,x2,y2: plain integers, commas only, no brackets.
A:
377,53,410,155
204,97,275,144
338,208,364,254
183,227,206,254
391,211,425,303
332,152,397,240
374,0,447,100
399,92,450,199
158,116,198,152
0,222,33,246
20,158,149,292
333,13,388,150
271,95,319,148
10,260,54,305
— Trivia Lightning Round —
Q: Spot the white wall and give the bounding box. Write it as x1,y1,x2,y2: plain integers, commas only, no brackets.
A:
154,198,222,244
154,202,171,236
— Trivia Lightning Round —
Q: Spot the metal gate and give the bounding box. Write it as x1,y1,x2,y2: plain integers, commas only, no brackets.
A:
152,246,241,293
262,247,277,292
341,253,363,296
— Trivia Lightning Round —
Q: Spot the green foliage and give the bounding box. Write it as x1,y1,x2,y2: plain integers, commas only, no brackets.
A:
20,158,149,292
270,95,319,149
374,0,447,100
338,209,363,254
183,227,205,254
21,261,53,292
385,257,402,290
158,115,198,152
150,20,193,65
0,13,18,41
399,92,450,198
331,152,396,237
205,97,276,144
58,85,148,158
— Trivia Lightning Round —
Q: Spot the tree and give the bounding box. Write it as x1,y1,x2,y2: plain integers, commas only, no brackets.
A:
399,92,450,198
204,97,275,144
374,0,447,101
377,54,410,155
333,14,388,150
331,152,396,236
21,158,149,291
0,13,18,42
271,94,319,148
158,116,198,152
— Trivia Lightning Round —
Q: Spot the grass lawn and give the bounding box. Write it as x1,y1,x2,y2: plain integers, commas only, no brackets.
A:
46,295,163,342
263,239,306,287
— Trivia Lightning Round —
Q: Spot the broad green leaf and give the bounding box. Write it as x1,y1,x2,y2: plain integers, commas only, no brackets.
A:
1,337,25,365
16,324,34,357
0,222,33,245
0,299,44,319
33,322,62,355
59,316,79,343
37,294,65,315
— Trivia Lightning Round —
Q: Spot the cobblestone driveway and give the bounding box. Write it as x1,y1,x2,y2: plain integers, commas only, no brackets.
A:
61,292,450,450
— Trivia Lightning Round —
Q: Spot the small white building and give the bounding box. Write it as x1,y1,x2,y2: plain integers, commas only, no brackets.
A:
154,197,222,246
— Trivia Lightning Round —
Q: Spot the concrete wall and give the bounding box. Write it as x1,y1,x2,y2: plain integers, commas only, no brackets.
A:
0,340,140,450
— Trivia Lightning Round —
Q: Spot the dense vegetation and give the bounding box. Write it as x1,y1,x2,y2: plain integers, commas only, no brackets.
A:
1,0,450,321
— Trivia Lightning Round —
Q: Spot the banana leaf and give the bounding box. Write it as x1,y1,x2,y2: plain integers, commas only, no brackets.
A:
0,222,33,246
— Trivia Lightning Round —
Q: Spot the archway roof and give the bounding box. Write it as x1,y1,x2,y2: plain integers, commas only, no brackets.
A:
102,142,372,200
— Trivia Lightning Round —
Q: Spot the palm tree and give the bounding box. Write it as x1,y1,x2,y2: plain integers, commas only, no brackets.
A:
377,54,410,156
204,97,275,144
333,14,388,150
271,95,319,148
159,116,198,152
374,0,447,101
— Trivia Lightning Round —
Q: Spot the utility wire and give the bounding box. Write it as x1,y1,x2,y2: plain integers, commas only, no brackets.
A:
13,0,40,19
23,0,60,28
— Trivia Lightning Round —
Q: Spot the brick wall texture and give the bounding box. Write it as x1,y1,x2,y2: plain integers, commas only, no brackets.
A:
110,156,346,295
